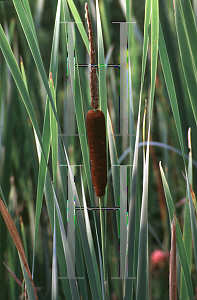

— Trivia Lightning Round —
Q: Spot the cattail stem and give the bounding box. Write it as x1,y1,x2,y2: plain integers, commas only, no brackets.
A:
85,3,98,109
99,197,108,296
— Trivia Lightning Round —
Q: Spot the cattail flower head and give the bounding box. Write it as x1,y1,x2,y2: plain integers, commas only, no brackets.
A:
86,109,107,197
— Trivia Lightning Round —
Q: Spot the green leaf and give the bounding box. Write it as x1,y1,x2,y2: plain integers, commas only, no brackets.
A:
52,208,59,300
19,258,37,300
159,22,186,169
66,0,89,52
174,0,197,124
180,129,192,300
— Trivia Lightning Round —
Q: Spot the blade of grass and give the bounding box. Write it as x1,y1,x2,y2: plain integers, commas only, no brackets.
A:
80,166,104,300
21,0,38,43
20,217,28,261
20,258,37,300
61,0,70,22
52,205,58,300
66,0,89,52
180,129,192,300
159,21,186,169
73,169,89,300
149,0,159,119
96,0,107,120
56,139,77,299
180,194,192,300
140,0,151,90
75,57,94,202
125,0,152,296
169,216,177,300
186,171,197,278
124,97,141,299
49,73,58,188
52,186,80,300
174,0,197,124
136,130,150,300
107,110,120,235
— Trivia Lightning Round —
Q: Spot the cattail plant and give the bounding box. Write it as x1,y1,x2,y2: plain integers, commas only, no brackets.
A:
85,4,108,296
85,3,107,197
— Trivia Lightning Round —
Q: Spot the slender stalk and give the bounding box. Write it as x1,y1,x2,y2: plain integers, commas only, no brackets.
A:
99,196,108,297
85,3,99,110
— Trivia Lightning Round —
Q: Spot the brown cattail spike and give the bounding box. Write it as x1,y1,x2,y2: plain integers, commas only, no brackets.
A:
86,109,107,197
85,3,98,109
